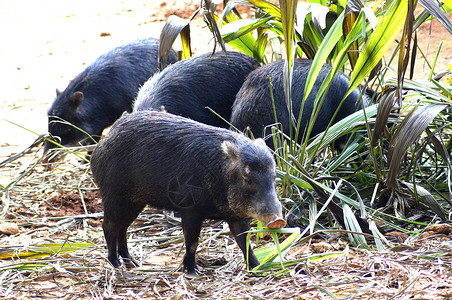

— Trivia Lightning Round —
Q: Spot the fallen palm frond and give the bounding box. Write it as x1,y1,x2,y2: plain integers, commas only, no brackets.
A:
0,242,96,260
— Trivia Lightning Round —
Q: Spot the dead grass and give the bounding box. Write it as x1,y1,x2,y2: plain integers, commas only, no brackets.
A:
1,1,452,298
0,144,451,299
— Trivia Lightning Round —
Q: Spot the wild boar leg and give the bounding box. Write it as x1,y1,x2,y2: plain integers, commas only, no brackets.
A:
228,220,260,269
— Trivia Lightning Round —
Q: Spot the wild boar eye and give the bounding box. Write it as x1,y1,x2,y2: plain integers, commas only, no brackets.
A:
243,178,253,185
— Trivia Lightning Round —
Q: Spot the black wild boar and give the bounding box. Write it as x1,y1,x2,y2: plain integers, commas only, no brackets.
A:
45,37,178,155
230,59,371,148
90,110,286,274
133,51,260,128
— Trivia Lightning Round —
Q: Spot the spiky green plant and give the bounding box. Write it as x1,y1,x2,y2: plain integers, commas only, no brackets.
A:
165,0,452,272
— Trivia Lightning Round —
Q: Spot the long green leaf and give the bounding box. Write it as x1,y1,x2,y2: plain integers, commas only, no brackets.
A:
294,10,347,155
343,204,368,247
251,229,301,270
0,243,96,260
348,0,408,96
418,0,452,35
401,181,446,221
246,0,281,20
279,0,298,135
254,31,269,63
217,13,260,56
306,104,379,156
303,10,345,103
369,220,388,251
221,18,271,43
385,77,452,103
0,263,48,272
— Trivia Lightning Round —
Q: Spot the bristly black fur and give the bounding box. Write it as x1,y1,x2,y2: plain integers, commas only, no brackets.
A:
45,38,178,153
91,110,283,274
133,51,260,128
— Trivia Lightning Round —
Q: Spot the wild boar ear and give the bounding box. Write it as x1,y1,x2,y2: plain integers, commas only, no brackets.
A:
254,138,267,148
56,88,62,97
70,91,84,109
222,140,238,161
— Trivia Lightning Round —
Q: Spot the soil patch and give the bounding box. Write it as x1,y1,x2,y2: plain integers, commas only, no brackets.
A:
45,190,102,216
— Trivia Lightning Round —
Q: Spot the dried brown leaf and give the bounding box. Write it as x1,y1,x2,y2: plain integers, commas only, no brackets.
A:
386,103,448,189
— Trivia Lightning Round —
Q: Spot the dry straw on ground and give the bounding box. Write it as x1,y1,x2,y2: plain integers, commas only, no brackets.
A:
0,145,451,299
1,1,452,298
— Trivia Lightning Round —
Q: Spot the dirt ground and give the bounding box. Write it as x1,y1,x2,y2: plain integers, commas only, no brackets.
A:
0,0,208,158
1,1,452,156
1,1,452,299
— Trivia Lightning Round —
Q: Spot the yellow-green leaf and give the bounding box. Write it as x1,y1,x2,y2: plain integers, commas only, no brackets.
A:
348,0,408,96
